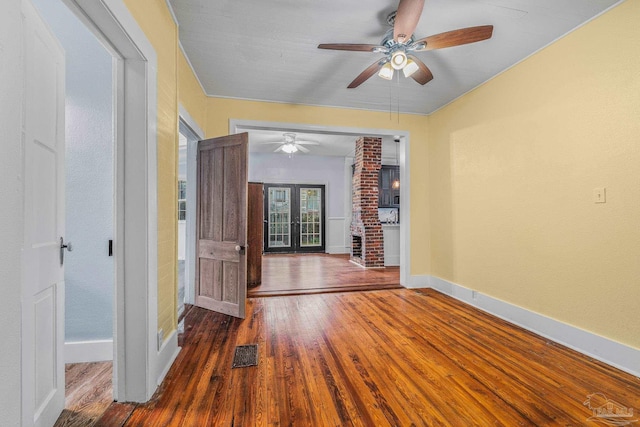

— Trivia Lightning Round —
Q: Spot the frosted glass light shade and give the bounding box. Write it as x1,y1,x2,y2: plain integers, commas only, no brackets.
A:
378,62,394,80
282,143,298,154
402,59,419,78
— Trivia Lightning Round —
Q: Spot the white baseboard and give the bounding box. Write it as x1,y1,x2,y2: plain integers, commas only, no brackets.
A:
327,246,350,254
65,339,113,363
384,255,400,266
405,274,430,289
428,276,640,378
155,329,180,386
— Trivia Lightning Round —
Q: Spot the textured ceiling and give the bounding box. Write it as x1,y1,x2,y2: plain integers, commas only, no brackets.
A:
169,0,618,115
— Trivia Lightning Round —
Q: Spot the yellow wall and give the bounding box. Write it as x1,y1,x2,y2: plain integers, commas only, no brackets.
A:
124,0,207,337
204,98,431,275
428,0,640,349
178,49,207,131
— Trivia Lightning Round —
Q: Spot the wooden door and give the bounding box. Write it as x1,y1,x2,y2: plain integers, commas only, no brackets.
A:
195,133,248,318
247,182,263,288
21,0,66,424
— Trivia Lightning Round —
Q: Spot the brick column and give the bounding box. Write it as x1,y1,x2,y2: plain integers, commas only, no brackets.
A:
350,136,384,267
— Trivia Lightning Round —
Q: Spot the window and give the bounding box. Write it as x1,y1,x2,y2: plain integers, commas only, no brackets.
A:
178,180,187,221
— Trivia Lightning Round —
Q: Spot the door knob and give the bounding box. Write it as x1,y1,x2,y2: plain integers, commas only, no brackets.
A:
60,237,72,265
235,245,246,255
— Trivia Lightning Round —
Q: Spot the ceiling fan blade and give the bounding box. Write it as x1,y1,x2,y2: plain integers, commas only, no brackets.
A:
318,44,382,52
274,146,284,153
407,55,433,85
414,25,493,51
348,60,386,89
295,140,320,145
296,145,310,153
259,141,285,145
393,0,425,43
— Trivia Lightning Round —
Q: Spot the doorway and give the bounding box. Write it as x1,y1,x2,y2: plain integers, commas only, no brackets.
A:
32,0,116,424
179,114,204,314
177,123,195,318
234,119,411,287
20,0,162,424
241,125,404,297
263,184,326,253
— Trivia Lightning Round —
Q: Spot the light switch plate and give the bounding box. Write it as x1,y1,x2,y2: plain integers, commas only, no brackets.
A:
594,187,606,203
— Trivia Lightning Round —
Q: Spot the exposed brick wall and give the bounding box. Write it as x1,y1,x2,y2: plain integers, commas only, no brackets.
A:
351,136,384,267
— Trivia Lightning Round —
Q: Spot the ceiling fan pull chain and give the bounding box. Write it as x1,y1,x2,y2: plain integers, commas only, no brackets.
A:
397,71,401,124
389,73,395,121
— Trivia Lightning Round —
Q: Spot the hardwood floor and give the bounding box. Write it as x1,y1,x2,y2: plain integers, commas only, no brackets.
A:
54,362,113,427
103,289,640,426
248,253,401,297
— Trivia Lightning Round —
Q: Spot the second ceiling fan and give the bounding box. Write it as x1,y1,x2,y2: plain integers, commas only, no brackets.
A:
259,133,319,154
318,0,493,88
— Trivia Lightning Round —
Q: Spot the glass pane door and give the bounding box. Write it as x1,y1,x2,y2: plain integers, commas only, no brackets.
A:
267,187,291,249
299,187,322,248
263,183,325,253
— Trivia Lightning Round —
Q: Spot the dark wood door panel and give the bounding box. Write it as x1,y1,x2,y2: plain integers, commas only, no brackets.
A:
247,183,263,287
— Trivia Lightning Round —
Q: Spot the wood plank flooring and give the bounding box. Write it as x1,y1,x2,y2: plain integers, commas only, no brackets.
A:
106,289,640,426
248,253,401,297
54,362,113,427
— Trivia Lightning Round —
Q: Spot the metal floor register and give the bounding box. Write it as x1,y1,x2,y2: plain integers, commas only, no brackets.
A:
232,344,259,368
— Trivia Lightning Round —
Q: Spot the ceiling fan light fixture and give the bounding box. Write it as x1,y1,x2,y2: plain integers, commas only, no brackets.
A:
283,133,296,144
378,62,394,80
282,143,298,154
402,58,419,78
390,50,408,70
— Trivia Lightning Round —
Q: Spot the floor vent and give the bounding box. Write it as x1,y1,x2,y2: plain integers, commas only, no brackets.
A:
232,344,258,368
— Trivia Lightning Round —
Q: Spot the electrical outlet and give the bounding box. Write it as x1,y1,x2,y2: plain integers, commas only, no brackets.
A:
594,187,606,204
157,329,164,350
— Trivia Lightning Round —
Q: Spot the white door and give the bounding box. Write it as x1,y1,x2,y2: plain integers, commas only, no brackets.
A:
21,0,66,425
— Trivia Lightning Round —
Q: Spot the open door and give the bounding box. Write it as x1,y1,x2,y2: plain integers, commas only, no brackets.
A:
21,0,66,425
195,133,248,318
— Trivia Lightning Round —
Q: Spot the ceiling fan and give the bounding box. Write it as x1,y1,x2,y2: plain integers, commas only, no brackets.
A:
259,133,319,154
318,0,493,88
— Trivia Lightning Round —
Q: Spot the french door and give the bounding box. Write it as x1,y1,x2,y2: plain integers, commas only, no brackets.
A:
264,184,326,253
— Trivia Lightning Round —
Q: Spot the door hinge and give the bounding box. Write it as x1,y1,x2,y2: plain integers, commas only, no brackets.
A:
108,239,113,256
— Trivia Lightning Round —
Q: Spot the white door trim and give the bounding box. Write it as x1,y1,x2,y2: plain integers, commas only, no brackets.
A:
179,105,204,306
60,0,159,402
230,119,412,287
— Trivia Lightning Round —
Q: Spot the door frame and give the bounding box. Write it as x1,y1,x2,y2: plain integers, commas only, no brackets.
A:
263,183,327,253
54,0,164,403
179,105,205,306
231,119,412,286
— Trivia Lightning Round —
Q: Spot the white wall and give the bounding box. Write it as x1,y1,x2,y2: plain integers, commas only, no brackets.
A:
249,152,349,253
33,0,114,345
0,1,26,423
